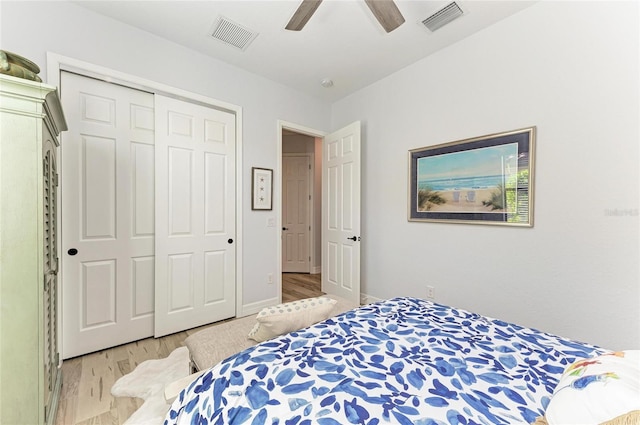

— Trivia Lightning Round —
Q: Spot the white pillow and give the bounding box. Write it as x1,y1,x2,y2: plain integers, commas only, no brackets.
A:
545,350,640,425
248,296,337,342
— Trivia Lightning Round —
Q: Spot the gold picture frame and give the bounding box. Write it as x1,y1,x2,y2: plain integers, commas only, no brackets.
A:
408,127,536,226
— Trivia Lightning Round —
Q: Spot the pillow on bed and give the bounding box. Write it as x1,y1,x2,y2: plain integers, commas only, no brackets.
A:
543,350,640,425
248,296,337,342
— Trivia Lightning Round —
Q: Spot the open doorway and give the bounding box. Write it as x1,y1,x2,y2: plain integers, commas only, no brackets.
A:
278,122,324,301
275,121,362,303
277,120,362,305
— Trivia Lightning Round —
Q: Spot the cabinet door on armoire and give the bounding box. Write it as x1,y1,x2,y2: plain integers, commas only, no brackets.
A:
42,128,60,421
0,73,67,425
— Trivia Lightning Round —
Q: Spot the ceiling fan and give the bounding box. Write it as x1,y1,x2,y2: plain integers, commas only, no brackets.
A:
286,0,405,33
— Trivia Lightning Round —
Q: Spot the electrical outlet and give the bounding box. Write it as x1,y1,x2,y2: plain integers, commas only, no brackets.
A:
267,273,274,284
426,285,435,300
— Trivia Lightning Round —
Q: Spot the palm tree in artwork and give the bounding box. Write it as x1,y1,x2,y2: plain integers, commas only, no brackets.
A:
418,188,446,211
482,184,506,210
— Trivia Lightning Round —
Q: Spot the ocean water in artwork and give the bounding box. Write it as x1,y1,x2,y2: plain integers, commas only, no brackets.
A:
418,174,505,191
417,143,519,191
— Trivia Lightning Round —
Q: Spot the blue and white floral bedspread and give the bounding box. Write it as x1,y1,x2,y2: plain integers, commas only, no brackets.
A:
165,297,603,425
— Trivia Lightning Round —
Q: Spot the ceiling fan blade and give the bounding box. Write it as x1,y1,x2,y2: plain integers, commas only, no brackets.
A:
286,0,323,31
364,0,405,33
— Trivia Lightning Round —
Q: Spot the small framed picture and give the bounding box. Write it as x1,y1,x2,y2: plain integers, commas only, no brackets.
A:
251,167,273,210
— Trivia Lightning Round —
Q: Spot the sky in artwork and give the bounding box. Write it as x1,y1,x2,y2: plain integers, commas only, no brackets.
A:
418,143,519,180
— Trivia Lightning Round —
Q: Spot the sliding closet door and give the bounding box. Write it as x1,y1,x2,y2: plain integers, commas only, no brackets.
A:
61,72,155,358
154,95,236,337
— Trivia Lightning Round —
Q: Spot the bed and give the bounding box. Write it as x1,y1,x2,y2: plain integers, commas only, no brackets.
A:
164,297,611,425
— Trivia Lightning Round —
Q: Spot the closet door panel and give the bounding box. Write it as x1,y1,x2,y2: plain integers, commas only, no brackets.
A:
82,135,116,239
131,142,155,237
131,256,155,318
61,72,155,358
81,260,117,328
168,146,194,236
204,250,226,303
205,152,226,234
154,94,236,337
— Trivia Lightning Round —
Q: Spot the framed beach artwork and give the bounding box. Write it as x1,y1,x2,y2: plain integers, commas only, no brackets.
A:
408,127,536,226
252,167,273,210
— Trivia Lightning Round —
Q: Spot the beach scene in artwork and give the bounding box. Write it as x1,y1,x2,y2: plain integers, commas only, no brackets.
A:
416,143,520,213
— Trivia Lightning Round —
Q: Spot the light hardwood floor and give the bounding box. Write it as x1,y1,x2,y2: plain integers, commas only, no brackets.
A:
55,273,321,425
280,272,323,303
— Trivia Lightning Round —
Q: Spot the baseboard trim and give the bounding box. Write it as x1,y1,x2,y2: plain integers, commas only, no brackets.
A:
360,293,383,305
240,296,279,317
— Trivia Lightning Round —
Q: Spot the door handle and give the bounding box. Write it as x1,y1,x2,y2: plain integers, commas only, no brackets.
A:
282,227,289,231
68,248,78,256
347,236,361,241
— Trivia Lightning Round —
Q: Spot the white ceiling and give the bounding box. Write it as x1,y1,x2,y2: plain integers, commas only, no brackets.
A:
74,0,536,102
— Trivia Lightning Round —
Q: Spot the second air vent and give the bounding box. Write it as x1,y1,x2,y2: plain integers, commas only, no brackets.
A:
210,16,258,51
422,2,464,32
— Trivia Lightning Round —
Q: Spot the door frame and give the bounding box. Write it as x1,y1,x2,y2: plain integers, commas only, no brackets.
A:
276,121,325,300
47,54,245,352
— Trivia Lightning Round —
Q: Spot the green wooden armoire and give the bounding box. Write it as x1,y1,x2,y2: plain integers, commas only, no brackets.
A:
0,73,67,425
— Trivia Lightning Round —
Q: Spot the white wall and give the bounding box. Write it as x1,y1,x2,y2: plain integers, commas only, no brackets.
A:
331,1,639,350
0,1,332,311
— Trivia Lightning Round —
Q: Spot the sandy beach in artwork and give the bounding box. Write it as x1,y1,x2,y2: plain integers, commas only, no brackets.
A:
427,188,500,213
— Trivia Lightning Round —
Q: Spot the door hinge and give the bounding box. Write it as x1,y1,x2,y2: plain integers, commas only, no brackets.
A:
54,172,59,187
309,195,311,200
308,164,311,170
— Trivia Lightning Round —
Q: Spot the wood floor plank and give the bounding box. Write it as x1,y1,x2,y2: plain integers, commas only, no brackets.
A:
75,351,116,423
282,273,322,302
110,344,131,365
59,357,82,400
126,338,160,369
159,331,187,356
56,273,321,425
55,394,78,425
75,409,118,425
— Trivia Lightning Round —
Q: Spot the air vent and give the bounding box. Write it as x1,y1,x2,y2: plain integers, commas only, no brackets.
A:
422,2,464,32
209,16,258,51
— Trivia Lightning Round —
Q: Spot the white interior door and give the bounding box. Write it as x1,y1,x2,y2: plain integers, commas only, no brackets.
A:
282,154,311,273
322,121,361,304
61,71,155,358
154,94,236,337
